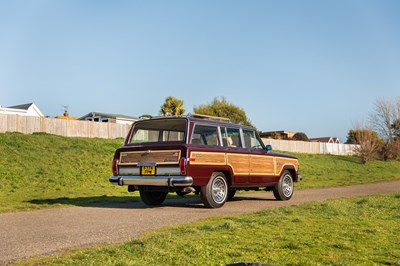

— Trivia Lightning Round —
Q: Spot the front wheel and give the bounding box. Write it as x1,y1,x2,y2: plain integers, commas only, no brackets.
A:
139,188,168,206
201,172,228,208
273,170,294,201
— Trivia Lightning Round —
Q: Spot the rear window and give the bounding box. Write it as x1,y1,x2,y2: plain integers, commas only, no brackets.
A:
129,119,187,144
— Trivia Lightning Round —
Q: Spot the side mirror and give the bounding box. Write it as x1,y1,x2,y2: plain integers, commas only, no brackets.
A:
265,145,272,152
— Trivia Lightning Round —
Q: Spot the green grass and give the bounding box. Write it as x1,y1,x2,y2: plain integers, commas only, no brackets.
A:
0,132,133,213
17,193,400,265
1,132,400,213
294,152,400,189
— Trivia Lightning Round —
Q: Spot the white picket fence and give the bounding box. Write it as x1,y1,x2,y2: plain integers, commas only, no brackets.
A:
262,138,359,155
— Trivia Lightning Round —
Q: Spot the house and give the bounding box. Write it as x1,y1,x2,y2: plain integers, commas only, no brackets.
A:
55,110,78,120
0,102,45,117
259,131,297,140
310,137,341,144
79,112,138,124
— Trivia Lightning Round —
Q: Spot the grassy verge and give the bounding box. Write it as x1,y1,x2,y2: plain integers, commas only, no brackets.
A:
1,132,400,213
17,193,400,265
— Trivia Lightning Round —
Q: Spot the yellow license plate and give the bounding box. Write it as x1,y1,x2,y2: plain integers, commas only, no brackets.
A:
141,166,156,176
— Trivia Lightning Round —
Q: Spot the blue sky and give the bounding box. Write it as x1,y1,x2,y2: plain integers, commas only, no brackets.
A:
1,0,400,141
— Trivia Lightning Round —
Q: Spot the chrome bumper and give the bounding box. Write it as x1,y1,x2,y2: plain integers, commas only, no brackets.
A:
109,175,193,187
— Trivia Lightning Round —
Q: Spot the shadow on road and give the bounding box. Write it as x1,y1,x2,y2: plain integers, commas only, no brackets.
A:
27,194,276,210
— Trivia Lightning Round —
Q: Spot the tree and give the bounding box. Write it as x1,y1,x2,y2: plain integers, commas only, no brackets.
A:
291,132,309,141
160,96,185,116
193,97,253,127
369,97,400,143
392,118,400,140
368,97,400,160
352,127,381,164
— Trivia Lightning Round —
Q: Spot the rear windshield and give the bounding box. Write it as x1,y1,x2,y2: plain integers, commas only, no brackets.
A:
128,119,187,144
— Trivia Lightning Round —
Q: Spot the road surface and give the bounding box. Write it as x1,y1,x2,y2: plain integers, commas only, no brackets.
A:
1,180,400,264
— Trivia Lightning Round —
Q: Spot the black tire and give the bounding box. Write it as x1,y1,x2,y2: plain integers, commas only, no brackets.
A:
273,170,294,201
201,172,228,208
227,189,236,201
139,188,167,206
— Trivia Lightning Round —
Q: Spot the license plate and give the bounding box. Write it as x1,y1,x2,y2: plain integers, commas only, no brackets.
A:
141,166,156,176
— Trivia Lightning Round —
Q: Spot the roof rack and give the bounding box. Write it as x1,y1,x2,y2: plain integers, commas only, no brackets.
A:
189,113,231,122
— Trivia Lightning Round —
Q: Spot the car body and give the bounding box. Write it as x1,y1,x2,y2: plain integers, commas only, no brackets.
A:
110,114,302,208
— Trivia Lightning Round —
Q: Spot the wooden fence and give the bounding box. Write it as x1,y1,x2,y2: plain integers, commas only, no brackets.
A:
0,114,131,139
0,114,359,154
262,138,359,155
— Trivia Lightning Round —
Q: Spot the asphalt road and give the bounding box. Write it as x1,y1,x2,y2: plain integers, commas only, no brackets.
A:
1,180,400,265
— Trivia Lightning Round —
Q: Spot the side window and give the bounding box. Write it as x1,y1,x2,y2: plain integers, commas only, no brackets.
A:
191,125,220,146
221,127,242,148
243,130,263,149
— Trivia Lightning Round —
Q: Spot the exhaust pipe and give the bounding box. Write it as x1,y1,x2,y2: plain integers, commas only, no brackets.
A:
181,187,196,193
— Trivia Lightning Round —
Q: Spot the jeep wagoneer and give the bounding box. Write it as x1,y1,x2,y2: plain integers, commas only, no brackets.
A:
110,114,302,208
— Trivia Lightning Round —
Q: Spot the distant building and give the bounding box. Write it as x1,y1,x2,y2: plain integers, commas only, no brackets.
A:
55,110,78,120
310,137,341,144
0,102,45,117
260,131,297,140
79,112,138,124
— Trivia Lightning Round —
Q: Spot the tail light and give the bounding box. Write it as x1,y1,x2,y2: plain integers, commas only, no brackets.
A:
179,157,187,175
112,158,119,176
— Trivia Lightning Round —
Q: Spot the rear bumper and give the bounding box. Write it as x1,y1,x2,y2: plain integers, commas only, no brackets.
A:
109,175,193,187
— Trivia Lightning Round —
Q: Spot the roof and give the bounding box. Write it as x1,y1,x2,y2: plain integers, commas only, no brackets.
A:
136,115,255,130
79,112,138,120
310,137,341,143
3,102,45,117
8,103,34,110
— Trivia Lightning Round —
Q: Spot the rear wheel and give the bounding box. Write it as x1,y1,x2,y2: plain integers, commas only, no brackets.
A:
273,170,294,201
201,172,228,208
139,188,167,206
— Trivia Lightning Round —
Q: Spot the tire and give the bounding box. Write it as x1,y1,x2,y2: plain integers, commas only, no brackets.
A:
201,172,228,208
139,188,168,206
273,170,294,201
227,189,236,201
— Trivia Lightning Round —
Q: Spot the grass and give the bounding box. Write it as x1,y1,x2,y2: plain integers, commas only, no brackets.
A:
16,193,400,265
1,132,400,213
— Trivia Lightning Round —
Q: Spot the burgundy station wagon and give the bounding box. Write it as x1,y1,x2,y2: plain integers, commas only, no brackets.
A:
110,114,302,208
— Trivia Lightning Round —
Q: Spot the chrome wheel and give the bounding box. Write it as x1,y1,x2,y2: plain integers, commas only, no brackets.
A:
282,174,293,198
200,172,229,208
212,176,228,204
273,170,294,201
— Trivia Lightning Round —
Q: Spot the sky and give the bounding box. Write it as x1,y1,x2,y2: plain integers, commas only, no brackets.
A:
1,0,400,141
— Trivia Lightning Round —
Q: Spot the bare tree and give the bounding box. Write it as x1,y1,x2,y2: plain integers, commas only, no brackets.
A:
369,98,397,142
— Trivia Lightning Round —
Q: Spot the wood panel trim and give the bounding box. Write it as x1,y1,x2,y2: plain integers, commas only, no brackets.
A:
119,150,181,165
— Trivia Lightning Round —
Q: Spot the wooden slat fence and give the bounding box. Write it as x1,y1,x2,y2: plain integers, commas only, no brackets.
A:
1,114,359,154
0,114,131,139
262,138,359,155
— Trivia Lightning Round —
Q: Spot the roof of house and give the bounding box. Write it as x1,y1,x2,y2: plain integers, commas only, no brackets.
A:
310,137,341,143
8,103,34,110
3,102,45,117
79,112,138,120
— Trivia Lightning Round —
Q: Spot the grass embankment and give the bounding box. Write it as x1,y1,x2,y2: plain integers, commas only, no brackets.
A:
1,132,400,213
0,133,130,213
18,193,400,265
